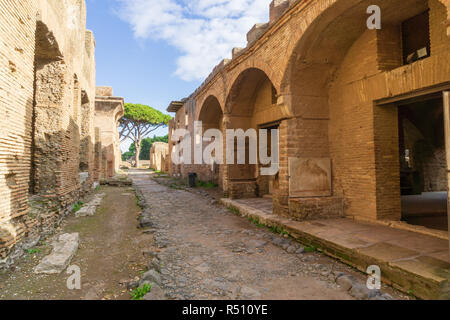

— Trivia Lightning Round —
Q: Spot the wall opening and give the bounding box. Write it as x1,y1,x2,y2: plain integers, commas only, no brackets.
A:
79,90,90,173
402,10,431,64
30,21,65,196
398,95,448,231
198,96,223,185
257,123,279,197
225,68,279,198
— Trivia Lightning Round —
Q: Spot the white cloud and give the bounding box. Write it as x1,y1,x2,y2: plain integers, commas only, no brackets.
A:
116,0,271,81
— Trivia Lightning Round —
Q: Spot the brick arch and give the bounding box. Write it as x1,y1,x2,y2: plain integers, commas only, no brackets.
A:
225,67,278,116
276,0,450,222
280,0,449,97
225,59,280,111
196,95,224,126
196,93,224,122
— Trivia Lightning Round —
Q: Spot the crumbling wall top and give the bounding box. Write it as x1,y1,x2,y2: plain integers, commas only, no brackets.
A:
96,86,113,97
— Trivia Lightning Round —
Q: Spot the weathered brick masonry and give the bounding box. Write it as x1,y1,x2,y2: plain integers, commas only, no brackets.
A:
150,142,169,172
168,0,450,230
0,0,37,260
0,1,122,267
94,87,124,180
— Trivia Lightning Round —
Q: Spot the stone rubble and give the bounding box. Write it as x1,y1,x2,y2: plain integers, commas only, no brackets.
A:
75,194,105,217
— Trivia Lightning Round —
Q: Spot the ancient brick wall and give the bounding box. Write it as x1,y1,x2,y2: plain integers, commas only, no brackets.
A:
150,142,169,172
0,0,98,266
289,197,344,221
0,0,37,260
169,0,450,223
328,0,450,220
169,104,189,180
31,0,97,209
94,127,102,182
80,30,96,193
423,148,448,192
168,118,176,176
94,88,124,179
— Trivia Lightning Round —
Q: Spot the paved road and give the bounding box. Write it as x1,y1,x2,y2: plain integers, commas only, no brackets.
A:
130,170,357,300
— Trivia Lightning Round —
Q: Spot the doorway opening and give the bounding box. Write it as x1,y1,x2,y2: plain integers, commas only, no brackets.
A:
398,95,448,231
257,123,279,198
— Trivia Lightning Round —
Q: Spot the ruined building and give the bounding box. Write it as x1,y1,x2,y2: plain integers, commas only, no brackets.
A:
168,0,450,298
0,1,123,267
94,87,124,180
169,0,450,228
150,142,169,172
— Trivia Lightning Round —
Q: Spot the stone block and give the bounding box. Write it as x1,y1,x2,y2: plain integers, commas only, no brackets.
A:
336,274,355,291
34,233,79,274
232,47,245,59
289,196,344,221
141,269,162,286
229,181,257,199
289,158,332,197
247,23,269,45
349,283,381,300
143,283,166,300
270,0,290,23
75,205,97,217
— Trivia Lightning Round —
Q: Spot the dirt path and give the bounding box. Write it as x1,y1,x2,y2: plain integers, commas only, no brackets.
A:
129,170,407,300
0,185,149,300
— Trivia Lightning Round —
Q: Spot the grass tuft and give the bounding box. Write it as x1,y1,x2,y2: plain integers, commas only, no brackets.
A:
27,248,40,255
73,201,84,213
304,245,318,253
196,180,218,189
248,216,265,228
131,283,151,300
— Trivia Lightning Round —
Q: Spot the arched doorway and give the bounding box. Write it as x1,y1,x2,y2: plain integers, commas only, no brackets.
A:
225,68,280,199
282,0,449,223
198,95,224,186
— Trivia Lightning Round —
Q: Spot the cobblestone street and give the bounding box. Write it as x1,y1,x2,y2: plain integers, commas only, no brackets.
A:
131,170,406,300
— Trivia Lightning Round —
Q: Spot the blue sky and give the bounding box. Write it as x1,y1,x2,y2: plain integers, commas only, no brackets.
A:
85,0,271,152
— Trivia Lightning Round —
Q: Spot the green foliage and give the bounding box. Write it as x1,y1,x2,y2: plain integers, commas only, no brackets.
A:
131,284,151,300
27,248,40,255
123,103,171,125
248,216,265,228
120,103,171,163
228,206,240,216
139,139,152,161
139,135,169,160
122,151,135,161
122,135,169,161
135,195,140,206
268,225,290,236
196,180,218,189
73,201,84,213
304,245,318,253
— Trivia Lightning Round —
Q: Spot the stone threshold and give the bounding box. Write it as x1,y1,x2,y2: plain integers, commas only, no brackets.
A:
221,198,450,300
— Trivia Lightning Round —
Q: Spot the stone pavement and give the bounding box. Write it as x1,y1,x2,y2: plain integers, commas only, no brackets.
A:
129,170,407,300
221,198,450,300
